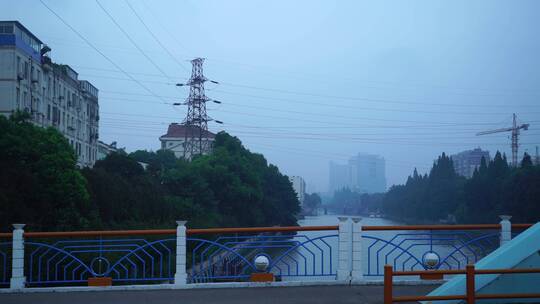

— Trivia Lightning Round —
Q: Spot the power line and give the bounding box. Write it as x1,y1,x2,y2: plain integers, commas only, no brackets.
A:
139,0,195,57
39,0,171,104
124,0,189,72
38,21,539,98
95,0,174,81
214,93,540,117
205,58,540,97
218,81,540,108
35,29,540,99
98,118,539,143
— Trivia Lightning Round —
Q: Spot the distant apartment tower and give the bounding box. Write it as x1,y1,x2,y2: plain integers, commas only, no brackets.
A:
289,176,306,206
0,21,99,167
451,148,490,178
328,153,386,194
159,123,215,158
348,153,386,193
328,161,349,193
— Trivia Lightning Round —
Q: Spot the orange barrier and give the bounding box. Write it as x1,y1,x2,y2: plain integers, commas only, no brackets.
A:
0,225,338,238
384,264,540,304
0,223,533,238
364,223,533,231
187,225,338,235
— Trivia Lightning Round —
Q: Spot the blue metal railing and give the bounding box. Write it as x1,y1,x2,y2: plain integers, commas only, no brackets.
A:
362,231,501,276
187,234,338,283
24,238,176,286
0,223,530,287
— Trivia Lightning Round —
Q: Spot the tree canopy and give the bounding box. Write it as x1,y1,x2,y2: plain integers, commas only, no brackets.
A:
0,113,95,231
1,119,300,231
381,151,540,224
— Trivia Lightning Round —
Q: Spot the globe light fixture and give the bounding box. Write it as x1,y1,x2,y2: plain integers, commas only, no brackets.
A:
422,251,440,269
254,254,270,272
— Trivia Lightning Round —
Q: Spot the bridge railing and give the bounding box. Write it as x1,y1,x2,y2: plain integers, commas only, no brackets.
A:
0,218,533,289
360,221,532,278
186,225,339,283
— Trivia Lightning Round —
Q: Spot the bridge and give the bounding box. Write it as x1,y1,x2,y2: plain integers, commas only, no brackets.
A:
0,217,535,303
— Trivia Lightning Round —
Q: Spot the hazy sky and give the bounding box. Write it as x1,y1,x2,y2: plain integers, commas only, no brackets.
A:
3,0,540,192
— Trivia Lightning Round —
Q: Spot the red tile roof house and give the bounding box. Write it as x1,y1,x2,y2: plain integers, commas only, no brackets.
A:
159,123,216,159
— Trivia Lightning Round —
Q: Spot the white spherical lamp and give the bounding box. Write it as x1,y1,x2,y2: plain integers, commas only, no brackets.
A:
254,255,270,272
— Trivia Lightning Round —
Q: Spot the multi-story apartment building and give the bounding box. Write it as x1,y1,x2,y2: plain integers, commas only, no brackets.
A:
451,148,490,178
0,21,99,167
328,153,387,194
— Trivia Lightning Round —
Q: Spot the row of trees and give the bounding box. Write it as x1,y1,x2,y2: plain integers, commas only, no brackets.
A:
0,114,300,231
382,152,540,223
327,188,383,215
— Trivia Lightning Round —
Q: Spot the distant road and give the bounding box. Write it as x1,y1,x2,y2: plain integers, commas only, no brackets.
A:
0,285,438,304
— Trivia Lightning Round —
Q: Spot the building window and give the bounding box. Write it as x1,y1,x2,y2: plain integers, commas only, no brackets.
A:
0,24,14,34
16,88,20,107
47,105,50,120
16,56,20,74
24,62,28,79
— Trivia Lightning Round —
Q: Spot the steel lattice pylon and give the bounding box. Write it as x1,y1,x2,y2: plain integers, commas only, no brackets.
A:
183,58,211,159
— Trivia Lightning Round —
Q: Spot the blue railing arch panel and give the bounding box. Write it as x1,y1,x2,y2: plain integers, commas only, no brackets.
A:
362,231,501,276
187,234,338,283
24,238,176,286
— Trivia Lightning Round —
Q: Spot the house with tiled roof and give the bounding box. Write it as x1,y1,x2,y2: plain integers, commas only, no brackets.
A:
159,123,215,158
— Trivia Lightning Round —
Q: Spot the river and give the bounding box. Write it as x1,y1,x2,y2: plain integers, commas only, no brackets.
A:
273,213,489,280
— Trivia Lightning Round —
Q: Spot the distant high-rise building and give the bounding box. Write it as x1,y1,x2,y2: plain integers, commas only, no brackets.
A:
451,148,490,178
348,153,386,194
329,161,349,193
328,153,386,194
289,176,306,206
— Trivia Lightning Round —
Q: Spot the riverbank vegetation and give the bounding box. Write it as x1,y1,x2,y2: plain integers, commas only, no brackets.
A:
0,114,300,231
330,152,539,224
381,152,540,224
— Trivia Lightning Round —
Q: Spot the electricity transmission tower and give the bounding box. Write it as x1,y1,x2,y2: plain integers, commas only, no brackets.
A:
176,58,221,160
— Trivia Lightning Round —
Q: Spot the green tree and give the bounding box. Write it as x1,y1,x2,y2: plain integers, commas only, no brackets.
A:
0,113,95,231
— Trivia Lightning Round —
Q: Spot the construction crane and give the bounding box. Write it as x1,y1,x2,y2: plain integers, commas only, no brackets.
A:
476,113,530,167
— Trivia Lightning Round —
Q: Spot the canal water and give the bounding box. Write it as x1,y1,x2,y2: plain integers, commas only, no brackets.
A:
273,214,495,281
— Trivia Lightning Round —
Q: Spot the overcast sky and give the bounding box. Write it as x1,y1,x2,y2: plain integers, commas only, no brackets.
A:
3,0,540,192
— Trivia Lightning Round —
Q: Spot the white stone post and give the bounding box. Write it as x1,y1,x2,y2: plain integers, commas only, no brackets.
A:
350,217,363,282
337,217,352,281
499,215,512,247
10,224,25,289
174,220,187,285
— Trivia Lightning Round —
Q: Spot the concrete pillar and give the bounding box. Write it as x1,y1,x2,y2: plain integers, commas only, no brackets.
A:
499,215,512,247
337,217,351,281
350,217,363,282
174,220,187,285
10,224,25,289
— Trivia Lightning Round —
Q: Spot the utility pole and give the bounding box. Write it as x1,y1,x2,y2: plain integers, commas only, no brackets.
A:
177,58,222,160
